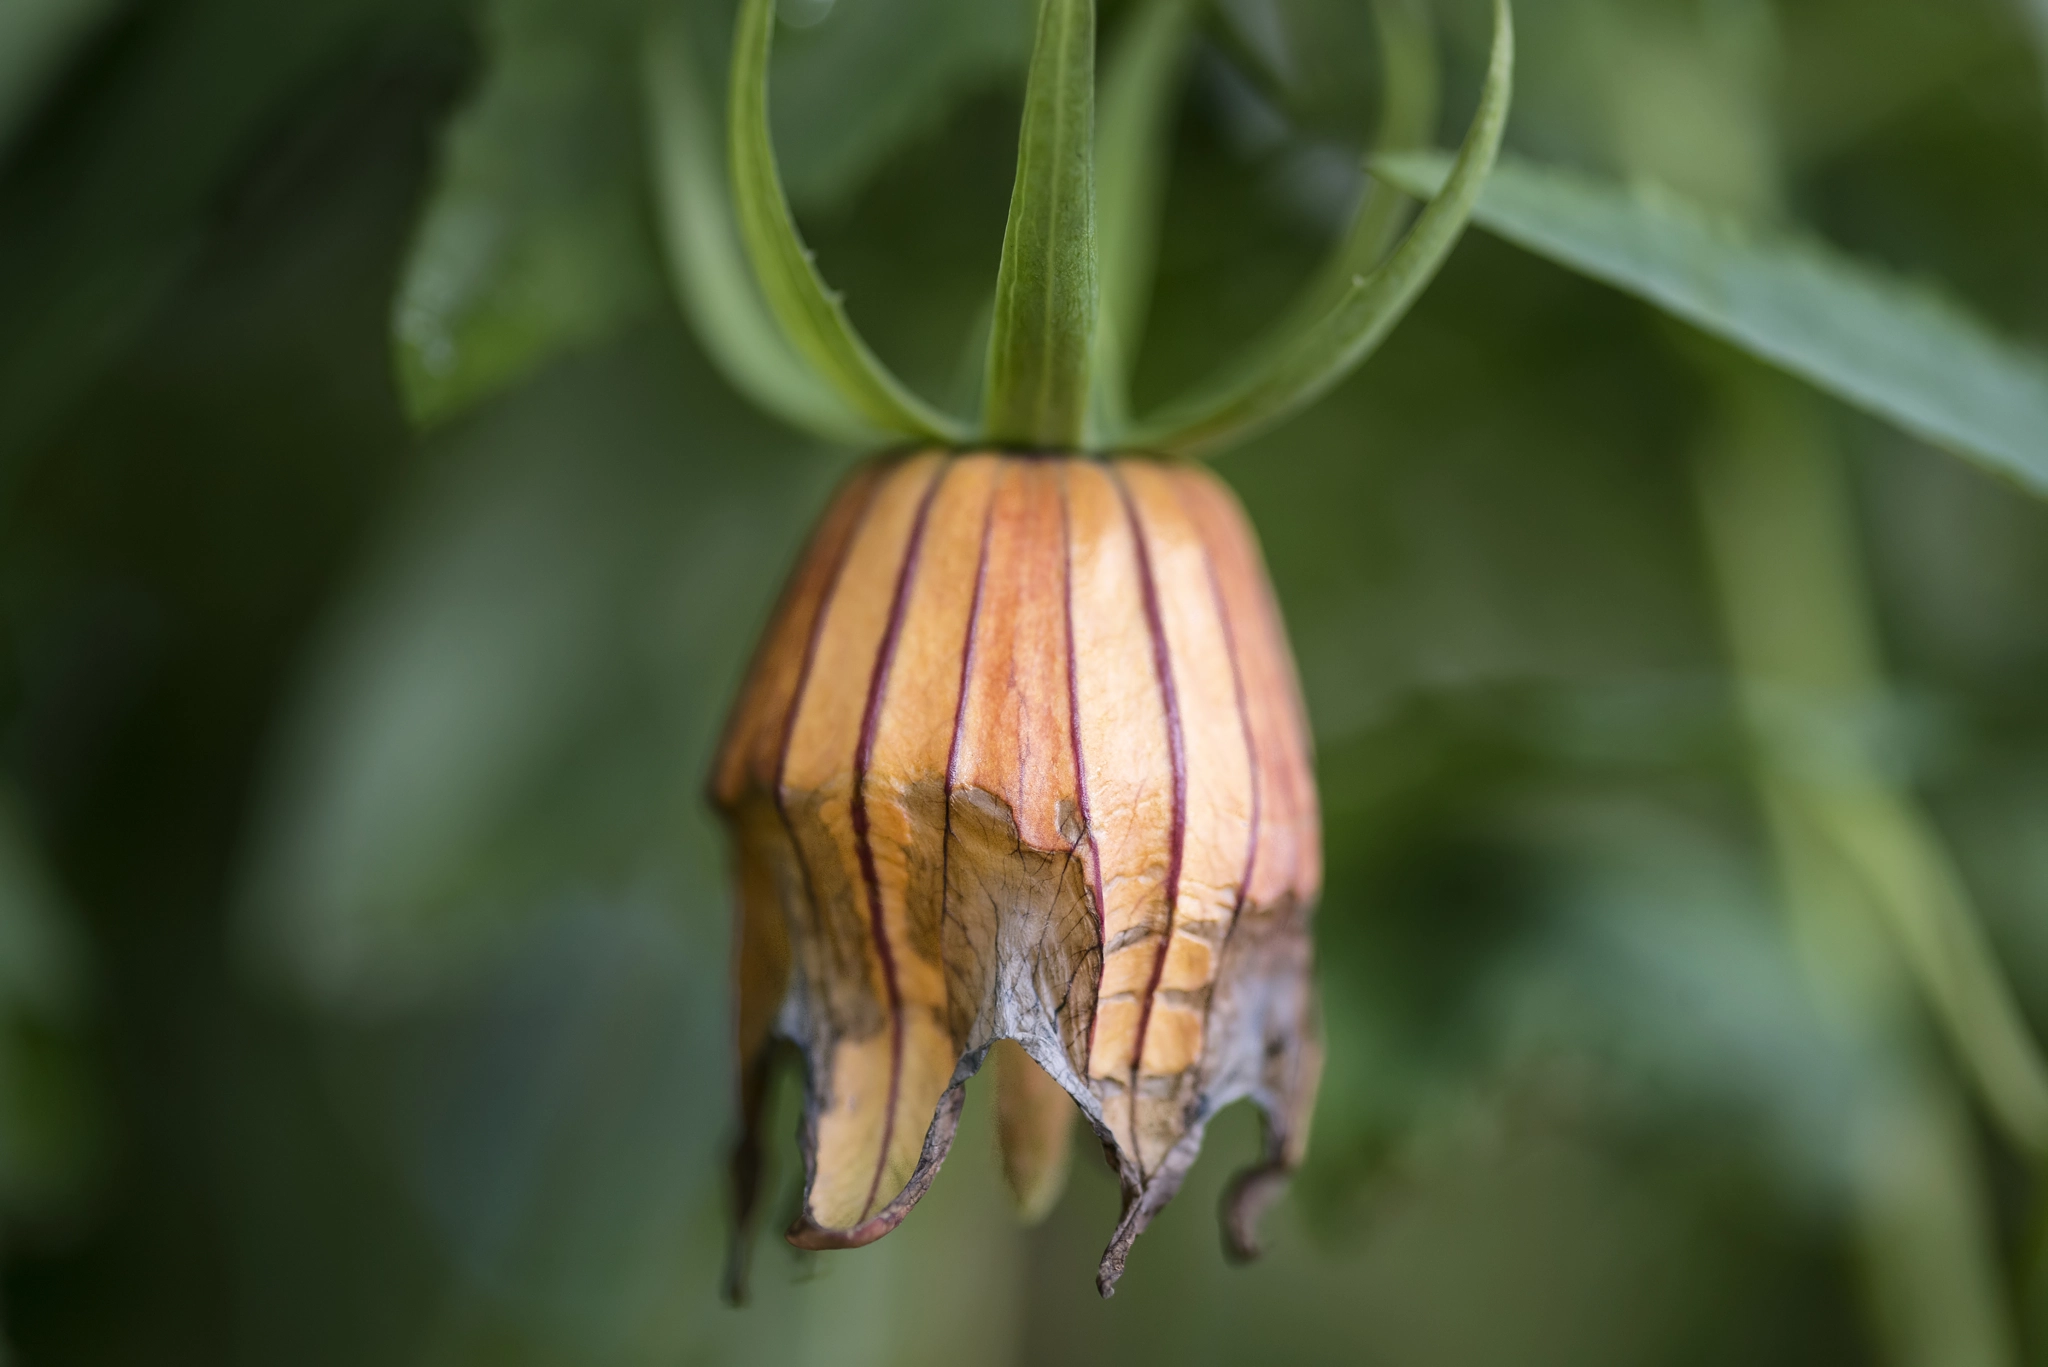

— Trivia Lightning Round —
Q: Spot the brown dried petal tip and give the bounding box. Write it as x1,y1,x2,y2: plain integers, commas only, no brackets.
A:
712,453,1322,1298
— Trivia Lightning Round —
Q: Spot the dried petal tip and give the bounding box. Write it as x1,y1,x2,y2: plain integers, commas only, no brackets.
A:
713,452,1322,1295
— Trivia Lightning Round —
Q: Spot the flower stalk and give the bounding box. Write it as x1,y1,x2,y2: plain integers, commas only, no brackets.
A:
983,0,1099,449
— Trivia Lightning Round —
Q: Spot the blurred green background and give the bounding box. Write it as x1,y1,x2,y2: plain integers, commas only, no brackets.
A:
3,0,2048,1362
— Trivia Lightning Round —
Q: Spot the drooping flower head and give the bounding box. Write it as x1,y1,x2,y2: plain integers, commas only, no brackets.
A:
654,0,1512,1297
714,453,1320,1292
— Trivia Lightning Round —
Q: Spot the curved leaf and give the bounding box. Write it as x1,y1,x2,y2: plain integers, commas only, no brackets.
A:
643,8,878,446
1281,0,1442,336
983,0,1100,449
1129,0,1512,459
1203,0,1444,414
1375,152,2048,496
729,0,967,444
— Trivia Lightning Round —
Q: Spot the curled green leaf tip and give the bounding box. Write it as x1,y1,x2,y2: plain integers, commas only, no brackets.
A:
686,0,1513,463
727,0,966,443
1130,0,1514,459
643,9,877,445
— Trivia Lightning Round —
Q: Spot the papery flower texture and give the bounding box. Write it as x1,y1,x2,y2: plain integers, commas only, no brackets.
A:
713,452,1322,1295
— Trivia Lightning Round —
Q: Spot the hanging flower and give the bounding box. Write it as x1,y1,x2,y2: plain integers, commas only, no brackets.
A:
653,0,1512,1297
714,451,1321,1291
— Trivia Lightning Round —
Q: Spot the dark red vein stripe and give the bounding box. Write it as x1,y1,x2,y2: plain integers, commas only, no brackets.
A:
941,462,1001,944
1061,467,1110,1066
1110,466,1187,1085
714,463,882,807
775,467,890,953
848,460,947,1224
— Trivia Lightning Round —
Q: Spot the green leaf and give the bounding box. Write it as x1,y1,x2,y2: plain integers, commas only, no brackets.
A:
643,6,879,446
1279,0,1441,336
1198,0,1443,415
983,0,1099,450
729,0,967,444
0,787,99,1214
1375,152,2048,496
238,331,837,1010
1092,0,1196,437
0,0,120,155
1129,0,1512,459
392,0,664,428
1692,359,2048,1159
0,0,428,495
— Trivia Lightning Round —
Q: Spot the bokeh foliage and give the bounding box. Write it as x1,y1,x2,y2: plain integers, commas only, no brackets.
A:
1,0,2046,1363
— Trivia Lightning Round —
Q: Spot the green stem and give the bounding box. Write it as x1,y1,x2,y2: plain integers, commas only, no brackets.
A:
984,0,1100,450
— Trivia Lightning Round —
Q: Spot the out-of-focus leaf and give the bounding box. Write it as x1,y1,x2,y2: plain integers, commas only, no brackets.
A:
1376,152,2048,496
358,893,729,1361
642,4,878,444
0,0,120,156
402,0,1033,434
0,788,98,1214
1693,357,2048,1159
1509,797,1871,1187
1304,694,1872,1205
0,0,434,492
391,0,663,427
1803,783,2048,1154
0,801,81,1048
238,327,834,1011
770,0,1032,211
1212,0,1294,94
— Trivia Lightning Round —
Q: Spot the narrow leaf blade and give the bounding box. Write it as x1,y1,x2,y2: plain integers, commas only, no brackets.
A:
983,0,1100,450
729,0,966,443
643,8,878,445
1132,0,1513,459
1375,152,2048,494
